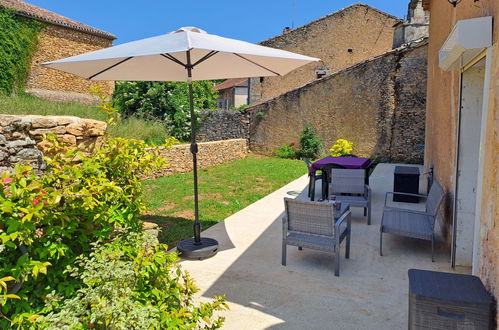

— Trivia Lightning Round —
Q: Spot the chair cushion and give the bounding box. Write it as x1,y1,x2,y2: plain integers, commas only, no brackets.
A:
381,209,433,241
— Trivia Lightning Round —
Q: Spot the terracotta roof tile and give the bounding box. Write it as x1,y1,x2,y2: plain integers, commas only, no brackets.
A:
0,0,116,40
214,78,248,91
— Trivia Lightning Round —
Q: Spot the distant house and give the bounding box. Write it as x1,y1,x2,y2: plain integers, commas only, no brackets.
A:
249,3,401,104
214,78,249,109
0,0,116,103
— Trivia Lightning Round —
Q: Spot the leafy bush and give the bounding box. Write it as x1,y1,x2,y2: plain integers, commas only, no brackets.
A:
329,139,353,157
0,8,43,94
37,232,227,329
298,124,322,159
274,142,299,159
0,135,170,327
112,81,218,141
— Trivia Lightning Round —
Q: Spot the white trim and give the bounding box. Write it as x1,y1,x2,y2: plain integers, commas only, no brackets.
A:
471,47,493,275
439,16,492,71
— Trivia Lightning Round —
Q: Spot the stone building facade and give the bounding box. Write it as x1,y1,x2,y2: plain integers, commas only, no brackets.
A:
0,0,115,103
246,40,428,163
422,0,498,319
249,4,401,104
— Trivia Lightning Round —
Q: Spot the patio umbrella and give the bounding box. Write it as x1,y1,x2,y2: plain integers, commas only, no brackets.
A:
43,26,320,259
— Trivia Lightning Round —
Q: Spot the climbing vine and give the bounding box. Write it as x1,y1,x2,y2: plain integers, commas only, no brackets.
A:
0,8,43,95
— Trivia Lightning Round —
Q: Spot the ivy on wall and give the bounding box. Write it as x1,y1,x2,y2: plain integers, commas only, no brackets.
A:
0,8,43,95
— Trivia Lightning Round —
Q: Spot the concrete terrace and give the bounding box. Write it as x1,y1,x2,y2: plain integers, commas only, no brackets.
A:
179,164,468,329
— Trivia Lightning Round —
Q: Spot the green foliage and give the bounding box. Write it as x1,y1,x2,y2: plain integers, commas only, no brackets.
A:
256,111,264,120
113,81,219,141
0,8,42,94
274,125,322,159
37,232,227,329
0,135,169,327
274,142,300,159
329,138,354,157
299,124,322,159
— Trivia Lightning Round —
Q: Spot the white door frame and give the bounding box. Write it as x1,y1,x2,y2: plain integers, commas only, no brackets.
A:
451,48,493,271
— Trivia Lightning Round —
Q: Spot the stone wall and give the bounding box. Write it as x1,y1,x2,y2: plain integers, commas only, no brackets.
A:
0,114,106,173
250,4,401,104
197,110,249,142
247,41,427,163
145,139,249,180
26,24,114,103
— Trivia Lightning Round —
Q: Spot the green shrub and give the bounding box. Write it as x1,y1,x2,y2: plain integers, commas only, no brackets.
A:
0,135,169,327
37,232,227,329
329,139,353,157
0,8,43,94
112,81,218,141
274,142,300,159
298,124,322,159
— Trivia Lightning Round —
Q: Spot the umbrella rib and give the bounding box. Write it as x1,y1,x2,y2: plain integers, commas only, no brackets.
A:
233,53,281,76
191,51,219,67
160,53,187,68
87,57,133,80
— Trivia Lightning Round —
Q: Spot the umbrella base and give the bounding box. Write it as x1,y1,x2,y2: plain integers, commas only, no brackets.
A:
177,237,219,260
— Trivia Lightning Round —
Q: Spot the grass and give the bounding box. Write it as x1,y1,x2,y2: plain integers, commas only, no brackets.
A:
142,155,307,247
0,94,170,144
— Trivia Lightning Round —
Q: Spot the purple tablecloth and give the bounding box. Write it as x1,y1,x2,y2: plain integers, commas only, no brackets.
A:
310,156,370,173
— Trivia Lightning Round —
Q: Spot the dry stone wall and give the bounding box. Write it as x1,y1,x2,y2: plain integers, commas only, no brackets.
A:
197,110,249,142
247,41,427,163
0,114,106,173
144,139,249,180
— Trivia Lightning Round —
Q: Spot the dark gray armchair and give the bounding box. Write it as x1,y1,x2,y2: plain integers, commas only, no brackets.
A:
380,180,445,261
282,198,351,276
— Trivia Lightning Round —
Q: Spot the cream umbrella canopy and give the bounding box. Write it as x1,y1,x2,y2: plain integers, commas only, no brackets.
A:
43,26,320,259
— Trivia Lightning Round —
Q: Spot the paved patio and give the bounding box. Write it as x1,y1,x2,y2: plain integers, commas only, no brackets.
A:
179,163,469,329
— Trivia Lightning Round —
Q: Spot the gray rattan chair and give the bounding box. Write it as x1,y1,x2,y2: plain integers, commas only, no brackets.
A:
329,168,372,225
380,180,445,261
282,198,351,276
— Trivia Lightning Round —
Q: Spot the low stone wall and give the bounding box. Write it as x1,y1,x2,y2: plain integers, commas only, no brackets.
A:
197,109,249,142
0,114,106,173
145,139,249,179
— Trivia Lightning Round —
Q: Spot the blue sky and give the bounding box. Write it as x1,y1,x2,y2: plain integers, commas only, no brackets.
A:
27,1,408,44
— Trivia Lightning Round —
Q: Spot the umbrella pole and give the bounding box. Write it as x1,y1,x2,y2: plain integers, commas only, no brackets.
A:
188,81,201,244
176,50,218,259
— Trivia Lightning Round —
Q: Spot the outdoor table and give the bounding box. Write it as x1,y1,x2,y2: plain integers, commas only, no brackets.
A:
309,156,371,200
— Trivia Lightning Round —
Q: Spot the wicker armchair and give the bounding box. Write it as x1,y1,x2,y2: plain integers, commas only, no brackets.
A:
282,198,351,276
380,180,445,261
329,168,372,225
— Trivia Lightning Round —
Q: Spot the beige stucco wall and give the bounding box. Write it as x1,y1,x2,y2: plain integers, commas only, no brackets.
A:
26,24,114,103
250,4,400,103
424,0,498,319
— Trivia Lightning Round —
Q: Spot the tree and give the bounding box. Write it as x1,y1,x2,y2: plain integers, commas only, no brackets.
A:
113,81,218,141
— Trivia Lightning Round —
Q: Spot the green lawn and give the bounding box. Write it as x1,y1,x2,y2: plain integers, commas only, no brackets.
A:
142,155,306,247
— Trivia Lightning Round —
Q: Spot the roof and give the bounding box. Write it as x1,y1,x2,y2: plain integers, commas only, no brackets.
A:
214,78,248,91
0,0,116,40
259,3,401,45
